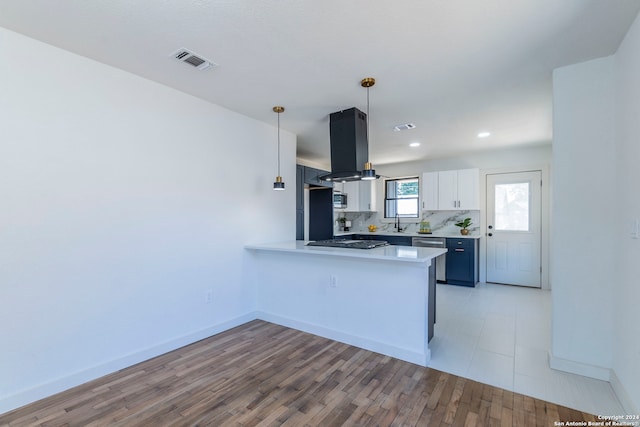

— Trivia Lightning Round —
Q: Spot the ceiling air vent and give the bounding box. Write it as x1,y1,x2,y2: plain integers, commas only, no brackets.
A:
170,48,218,71
393,123,416,132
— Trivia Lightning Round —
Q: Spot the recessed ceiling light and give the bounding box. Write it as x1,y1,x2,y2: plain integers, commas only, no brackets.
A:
409,142,421,147
477,132,491,138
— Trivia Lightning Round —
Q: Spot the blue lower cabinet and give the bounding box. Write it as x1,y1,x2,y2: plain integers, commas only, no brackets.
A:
383,235,413,246
445,238,478,287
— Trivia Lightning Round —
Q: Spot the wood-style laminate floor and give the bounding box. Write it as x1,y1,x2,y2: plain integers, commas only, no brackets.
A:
1,320,598,426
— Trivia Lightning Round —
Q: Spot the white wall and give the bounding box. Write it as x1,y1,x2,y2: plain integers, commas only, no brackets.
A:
0,27,295,413
613,12,640,413
552,11,640,412
551,56,616,379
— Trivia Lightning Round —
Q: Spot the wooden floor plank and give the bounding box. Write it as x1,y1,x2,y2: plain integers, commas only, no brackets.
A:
0,320,599,427
443,376,466,424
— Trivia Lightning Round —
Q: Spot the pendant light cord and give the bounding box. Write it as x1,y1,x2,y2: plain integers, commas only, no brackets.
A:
277,111,281,177
366,86,370,140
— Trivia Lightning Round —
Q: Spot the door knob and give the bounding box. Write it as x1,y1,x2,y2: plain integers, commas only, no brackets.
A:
488,225,493,229
488,233,493,237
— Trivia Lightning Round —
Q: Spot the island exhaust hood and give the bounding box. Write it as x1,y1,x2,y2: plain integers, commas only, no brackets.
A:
319,107,369,182
319,77,379,183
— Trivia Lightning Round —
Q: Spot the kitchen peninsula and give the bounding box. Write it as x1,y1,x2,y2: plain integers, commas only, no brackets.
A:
245,241,446,366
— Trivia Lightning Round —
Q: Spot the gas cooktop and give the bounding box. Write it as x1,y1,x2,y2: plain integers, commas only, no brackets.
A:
306,239,389,249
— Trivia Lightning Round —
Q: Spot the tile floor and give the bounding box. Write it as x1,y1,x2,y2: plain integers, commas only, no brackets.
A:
428,282,624,416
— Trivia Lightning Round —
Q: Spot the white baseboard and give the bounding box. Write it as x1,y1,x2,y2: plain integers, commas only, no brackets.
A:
0,312,258,415
256,311,430,367
547,352,640,413
548,351,611,381
610,369,640,415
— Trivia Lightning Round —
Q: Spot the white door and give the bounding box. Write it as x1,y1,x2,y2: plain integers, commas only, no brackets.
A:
486,171,542,287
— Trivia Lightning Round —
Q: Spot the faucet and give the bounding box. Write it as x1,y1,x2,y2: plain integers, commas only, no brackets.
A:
395,213,404,232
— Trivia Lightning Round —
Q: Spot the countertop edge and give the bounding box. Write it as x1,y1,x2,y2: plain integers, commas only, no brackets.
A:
245,241,447,264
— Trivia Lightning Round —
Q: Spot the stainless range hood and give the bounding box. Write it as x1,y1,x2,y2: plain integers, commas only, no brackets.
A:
318,107,371,182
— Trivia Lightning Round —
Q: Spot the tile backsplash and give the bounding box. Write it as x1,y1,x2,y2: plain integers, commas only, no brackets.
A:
334,210,480,235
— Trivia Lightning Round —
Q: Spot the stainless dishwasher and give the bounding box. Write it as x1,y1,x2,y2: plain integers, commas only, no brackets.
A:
412,237,446,282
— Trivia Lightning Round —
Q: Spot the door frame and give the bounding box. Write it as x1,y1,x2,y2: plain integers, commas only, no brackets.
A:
479,165,551,290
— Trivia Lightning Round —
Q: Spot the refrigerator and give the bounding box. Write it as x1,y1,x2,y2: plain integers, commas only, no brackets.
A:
305,186,333,241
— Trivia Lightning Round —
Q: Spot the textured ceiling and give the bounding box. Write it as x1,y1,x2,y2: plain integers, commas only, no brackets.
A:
1,0,639,168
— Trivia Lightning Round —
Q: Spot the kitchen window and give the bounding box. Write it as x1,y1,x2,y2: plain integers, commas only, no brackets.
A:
384,177,419,218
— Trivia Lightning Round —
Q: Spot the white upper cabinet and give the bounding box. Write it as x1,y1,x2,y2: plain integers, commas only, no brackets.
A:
455,168,479,210
437,170,458,210
422,172,439,211
422,168,479,210
341,180,377,212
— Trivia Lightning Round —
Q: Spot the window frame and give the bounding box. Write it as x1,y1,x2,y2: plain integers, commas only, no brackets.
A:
383,176,420,220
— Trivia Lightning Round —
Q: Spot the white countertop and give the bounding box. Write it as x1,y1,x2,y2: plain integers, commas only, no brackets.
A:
245,241,447,263
334,231,481,239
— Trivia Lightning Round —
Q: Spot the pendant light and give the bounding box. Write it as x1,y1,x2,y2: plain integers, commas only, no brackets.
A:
272,106,285,191
361,77,376,180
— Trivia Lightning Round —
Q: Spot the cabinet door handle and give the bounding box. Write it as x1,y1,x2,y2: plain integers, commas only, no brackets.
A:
455,248,465,252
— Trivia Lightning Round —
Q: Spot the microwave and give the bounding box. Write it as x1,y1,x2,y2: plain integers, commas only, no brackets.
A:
333,192,347,209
